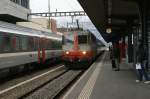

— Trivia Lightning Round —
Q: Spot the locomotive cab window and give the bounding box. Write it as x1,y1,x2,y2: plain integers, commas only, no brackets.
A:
64,33,74,45
78,35,88,44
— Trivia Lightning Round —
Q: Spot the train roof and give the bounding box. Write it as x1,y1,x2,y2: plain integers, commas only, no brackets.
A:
66,30,91,35
0,21,62,41
77,30,96,37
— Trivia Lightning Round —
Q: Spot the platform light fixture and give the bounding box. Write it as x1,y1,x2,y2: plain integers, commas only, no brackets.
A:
106,28,112,34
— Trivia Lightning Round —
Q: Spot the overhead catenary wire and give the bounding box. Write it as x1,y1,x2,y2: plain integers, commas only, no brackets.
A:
46,0,86,28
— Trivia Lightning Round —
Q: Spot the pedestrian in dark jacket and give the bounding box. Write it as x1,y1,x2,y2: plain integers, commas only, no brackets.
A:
110,46,116,70
113,42,120,71
136,43,149,83
110,42,120,71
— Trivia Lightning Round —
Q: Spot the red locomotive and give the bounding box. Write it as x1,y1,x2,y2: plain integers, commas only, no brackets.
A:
63,30,98,69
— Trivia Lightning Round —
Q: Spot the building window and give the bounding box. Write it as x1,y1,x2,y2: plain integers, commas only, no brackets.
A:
21,0,29,8
10,0,20,4
10,0,29,9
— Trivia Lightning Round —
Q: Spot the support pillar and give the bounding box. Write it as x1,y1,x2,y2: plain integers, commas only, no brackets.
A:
139,0,150,70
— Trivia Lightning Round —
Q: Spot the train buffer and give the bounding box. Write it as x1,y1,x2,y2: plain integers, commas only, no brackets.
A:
62,52,150,99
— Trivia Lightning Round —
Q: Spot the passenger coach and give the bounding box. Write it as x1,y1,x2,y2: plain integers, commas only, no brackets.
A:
0,21,62,71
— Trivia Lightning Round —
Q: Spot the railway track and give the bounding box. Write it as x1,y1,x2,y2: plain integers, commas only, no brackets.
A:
22,70,82,99
0,64,83,99
0,52,103,99
0,65,67,99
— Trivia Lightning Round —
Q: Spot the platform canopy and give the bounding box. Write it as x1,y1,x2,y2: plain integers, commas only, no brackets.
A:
78,0,140,42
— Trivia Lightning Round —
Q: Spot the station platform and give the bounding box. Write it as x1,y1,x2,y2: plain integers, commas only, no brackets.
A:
62,52,150,99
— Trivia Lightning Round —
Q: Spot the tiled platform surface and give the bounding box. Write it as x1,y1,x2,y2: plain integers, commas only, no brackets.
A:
63,52,150,99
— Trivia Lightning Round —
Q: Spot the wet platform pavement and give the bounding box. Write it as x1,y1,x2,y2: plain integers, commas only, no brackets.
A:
62,52,150,99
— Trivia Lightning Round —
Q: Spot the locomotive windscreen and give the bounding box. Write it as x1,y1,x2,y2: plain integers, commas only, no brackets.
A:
63,32,89,45
63,33,74,45
78,35,88,44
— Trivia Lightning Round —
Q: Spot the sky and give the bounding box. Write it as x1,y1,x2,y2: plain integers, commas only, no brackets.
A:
30,0,86,24
30,0,107,45
30,0,83,13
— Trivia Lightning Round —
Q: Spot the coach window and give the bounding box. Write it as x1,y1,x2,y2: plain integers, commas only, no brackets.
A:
37,38,40,49
34,37,39,50
41,39,46,49
48,40,52,50
55,41,58,49
3,34,12,52
15,36,20,51
0,33,4,52
51,40,55,50
21,36,28,51
33,38,36,50
28,37,34,51
58,41,62,49
46,39,50,50
54,40,60,49
62,35,65,44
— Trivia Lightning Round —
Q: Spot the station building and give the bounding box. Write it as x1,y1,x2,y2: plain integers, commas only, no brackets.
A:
17,18,58,33
0,0,30,23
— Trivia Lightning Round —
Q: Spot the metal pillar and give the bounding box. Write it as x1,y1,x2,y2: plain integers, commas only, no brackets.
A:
133,26,138,66
48,0,51,29
128,31,133,63
127,20,134,63
139,0,150,70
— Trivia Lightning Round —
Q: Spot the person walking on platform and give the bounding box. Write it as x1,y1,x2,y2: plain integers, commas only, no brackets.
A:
110,42,120,71
136,61,143,82
110,46,116,70
136,43,149,83
135,58,149,82
114,42,120,71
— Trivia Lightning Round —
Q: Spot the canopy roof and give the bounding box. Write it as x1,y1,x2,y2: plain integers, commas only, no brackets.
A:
78,0,139,42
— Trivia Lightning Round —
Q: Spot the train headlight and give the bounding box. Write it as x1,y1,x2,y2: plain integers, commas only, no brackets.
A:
66,51,69,54
82,51,87,55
